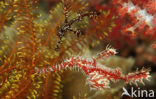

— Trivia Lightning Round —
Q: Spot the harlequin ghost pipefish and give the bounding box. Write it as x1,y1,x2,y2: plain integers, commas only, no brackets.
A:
35,46,151,90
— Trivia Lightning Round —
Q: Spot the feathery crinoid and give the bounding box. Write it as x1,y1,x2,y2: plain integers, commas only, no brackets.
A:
0,0,115,98
0,0,15,66
0,0,14,35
